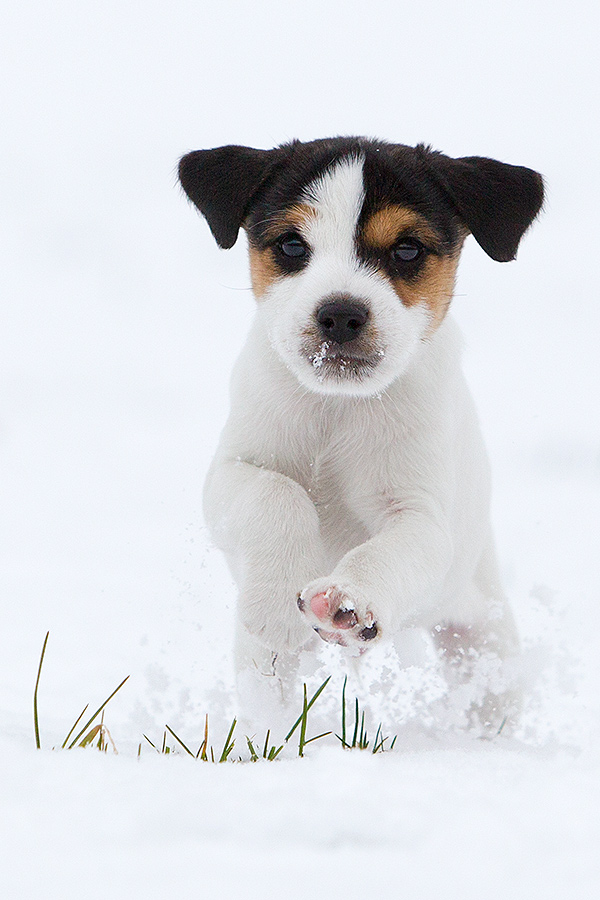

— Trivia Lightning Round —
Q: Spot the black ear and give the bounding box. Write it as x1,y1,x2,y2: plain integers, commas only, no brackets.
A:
425,150,544,261
179,145,282,249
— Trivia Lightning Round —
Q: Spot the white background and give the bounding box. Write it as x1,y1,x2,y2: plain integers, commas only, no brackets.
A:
1,2,599,897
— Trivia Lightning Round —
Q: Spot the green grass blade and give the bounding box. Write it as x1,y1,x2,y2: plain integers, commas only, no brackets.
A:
67,675,129,749
61,704,89,750
97,713,106,751
372,723,382,753
143,734,158,752
359,711,368,749
33,631,50,750
284,676,331,742
285,703,306,744
262,729,271,759
197,714,209,760
219,718,237,762
268,744,284,760
303,731,332,745
298,684,309,757
352,697,359,748
246,736,259,762
165,724,195,758
390,735,397,750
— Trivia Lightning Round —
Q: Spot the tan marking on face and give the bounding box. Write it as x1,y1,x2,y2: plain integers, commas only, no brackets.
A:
246,204,317,299
362,205,443,250
248,245,279,298
393,253,461,333
362,205,465,333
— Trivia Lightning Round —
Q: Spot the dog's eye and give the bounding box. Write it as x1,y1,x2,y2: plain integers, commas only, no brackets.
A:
277,233,309,258
391,239,424,263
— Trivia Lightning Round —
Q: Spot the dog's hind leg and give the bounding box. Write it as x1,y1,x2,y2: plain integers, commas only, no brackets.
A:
432,547,522,736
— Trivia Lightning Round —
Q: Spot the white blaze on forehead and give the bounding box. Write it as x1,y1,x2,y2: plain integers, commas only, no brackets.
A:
301,155,365,259
260,151,433,397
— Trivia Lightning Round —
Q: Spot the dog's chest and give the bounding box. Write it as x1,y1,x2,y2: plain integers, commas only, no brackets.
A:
306,451,372,560
269,404,394,558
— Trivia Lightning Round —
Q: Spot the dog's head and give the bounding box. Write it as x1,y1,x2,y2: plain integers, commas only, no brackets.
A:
180,137,543,396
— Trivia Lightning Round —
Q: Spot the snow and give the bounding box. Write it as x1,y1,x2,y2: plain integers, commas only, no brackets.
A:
3,743,599,898
1,1,600,897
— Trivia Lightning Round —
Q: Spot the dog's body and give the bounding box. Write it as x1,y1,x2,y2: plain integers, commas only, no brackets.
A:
179,138,543,732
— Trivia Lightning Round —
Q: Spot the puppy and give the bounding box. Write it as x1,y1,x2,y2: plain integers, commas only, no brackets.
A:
179,137,543,733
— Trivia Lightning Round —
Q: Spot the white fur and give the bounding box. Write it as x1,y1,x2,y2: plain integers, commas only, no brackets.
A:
204,158,521,732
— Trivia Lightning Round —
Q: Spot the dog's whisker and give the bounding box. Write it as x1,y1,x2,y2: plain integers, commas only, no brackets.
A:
219,284,254,291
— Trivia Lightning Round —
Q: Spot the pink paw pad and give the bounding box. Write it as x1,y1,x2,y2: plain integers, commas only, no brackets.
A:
309,591,331,621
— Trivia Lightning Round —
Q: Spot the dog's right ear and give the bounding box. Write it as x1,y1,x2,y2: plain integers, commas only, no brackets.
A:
421,148,544,262
178,145,282,249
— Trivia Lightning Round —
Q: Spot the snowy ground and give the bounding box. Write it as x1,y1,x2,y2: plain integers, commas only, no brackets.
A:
1,2,599,897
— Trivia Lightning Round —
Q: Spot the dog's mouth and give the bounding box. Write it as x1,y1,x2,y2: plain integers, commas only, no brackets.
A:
302,341,384,381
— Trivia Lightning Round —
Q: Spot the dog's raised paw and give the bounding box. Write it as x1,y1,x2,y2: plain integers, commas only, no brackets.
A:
298,585,379,652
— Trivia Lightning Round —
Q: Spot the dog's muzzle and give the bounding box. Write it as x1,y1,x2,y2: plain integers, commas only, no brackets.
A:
300,295,385,393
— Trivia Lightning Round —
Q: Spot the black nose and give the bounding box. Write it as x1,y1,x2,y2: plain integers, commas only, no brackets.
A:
315,299,369,345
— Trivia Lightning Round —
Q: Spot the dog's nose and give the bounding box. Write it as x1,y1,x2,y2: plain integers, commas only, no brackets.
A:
315,298,369,345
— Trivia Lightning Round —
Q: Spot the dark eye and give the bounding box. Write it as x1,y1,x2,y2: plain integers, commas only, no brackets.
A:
391,239,424,263
277,233,308,258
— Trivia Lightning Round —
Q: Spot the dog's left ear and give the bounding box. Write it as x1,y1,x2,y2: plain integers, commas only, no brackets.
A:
179,145,284,249
424,150,544,262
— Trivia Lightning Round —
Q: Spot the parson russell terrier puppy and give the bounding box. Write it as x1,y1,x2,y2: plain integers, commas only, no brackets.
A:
179,137,544,733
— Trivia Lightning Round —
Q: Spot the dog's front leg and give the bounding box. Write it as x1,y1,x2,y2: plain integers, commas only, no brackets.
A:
299,497,453,652
205,459,327,655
